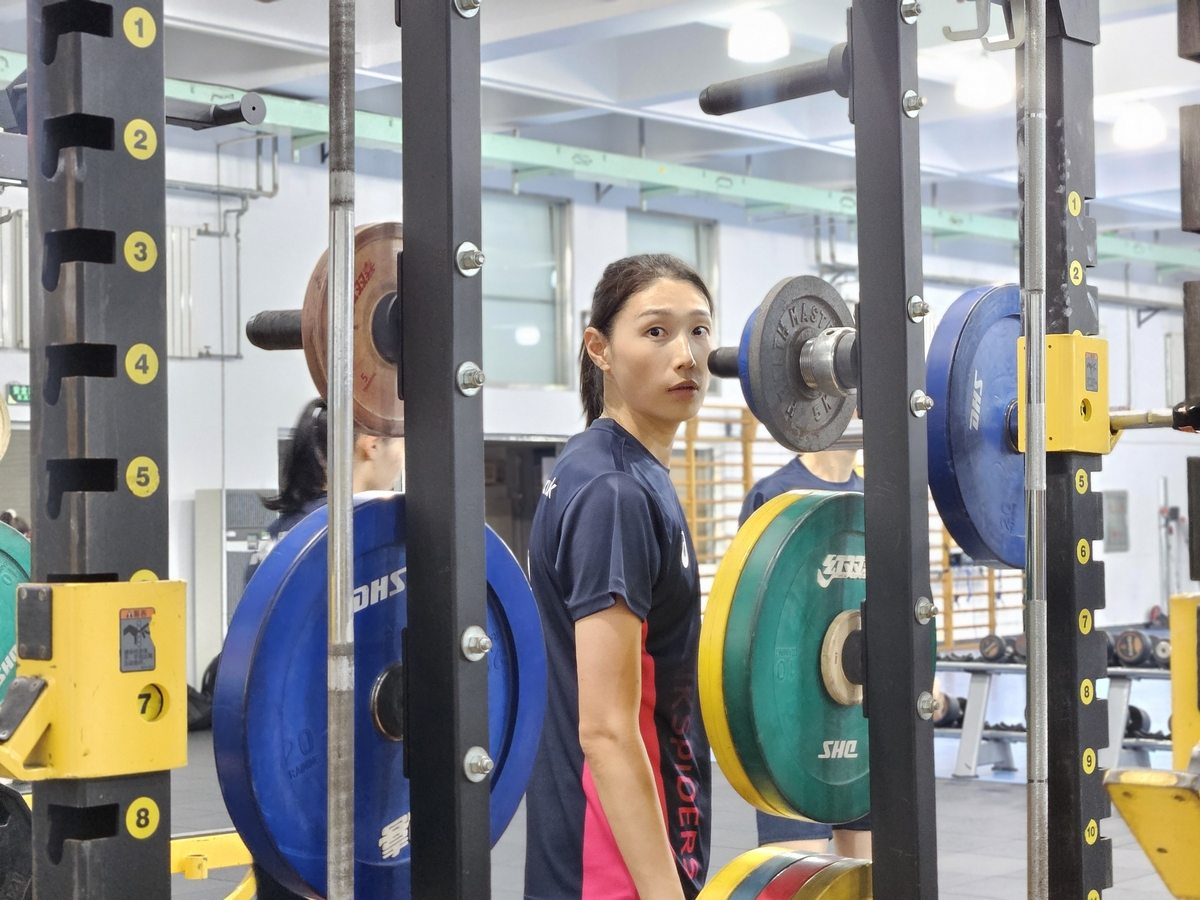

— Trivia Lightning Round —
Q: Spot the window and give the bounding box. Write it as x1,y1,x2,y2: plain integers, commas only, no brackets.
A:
626,211,715,288
481,193,566,386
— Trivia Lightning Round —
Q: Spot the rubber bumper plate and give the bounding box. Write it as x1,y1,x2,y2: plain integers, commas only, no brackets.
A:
0,782,31,899
926,283,1024,569
699,847,871,900
214,493,546,899
0,521,30,702
724,491,869,824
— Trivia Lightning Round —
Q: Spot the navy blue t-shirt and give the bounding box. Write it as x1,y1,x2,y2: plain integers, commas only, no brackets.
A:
738,456,864,526
524,418,711,900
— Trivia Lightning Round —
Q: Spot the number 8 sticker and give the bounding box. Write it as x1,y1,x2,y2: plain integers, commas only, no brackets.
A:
126,457,160,498
126,796,159,839
1080,679,1094,705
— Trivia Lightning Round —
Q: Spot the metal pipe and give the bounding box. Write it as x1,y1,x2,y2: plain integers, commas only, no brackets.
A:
699,43,850,116
1110,408,1174,430
327,0,356,894
1022,1,1049,897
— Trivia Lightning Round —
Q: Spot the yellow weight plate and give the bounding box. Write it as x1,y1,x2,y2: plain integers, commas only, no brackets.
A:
701,491,806,817
698,847,797,900
790,857,872,900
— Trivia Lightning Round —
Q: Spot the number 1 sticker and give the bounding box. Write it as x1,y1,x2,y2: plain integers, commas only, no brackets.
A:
123,8,157,48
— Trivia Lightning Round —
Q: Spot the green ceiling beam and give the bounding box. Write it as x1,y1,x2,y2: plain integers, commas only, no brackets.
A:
0,46,1195,274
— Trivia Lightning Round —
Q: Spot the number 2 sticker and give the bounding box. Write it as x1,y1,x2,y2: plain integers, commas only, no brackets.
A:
123,119,157,160
1070,260,1084,286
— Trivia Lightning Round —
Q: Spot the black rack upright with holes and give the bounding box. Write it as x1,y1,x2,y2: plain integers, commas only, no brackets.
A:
398,3,491,900
850,5,939,900
1017,3,1113,898
26,0,171,897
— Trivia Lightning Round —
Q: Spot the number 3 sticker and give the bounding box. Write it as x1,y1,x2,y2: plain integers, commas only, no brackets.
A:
124,232,157,272
126,796,159,839
126,457,160,498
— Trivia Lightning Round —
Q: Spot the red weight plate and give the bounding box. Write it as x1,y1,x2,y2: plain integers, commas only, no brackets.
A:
758,854,840,899
301,221,404,436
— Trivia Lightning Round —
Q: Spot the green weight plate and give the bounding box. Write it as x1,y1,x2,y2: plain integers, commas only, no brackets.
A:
725,491,869,825
0,522,29,703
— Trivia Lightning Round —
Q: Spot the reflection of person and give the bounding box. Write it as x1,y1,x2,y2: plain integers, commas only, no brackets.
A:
739,442,871,859
524,255,713,900
0,510,29,538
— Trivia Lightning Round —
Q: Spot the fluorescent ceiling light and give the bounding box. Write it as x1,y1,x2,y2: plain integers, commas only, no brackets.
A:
954,56,1014,110
727,10,791,63
1112,103,1167,150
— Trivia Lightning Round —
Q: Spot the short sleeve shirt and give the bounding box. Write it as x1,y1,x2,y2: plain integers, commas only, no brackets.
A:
524,419,711,900
738,457,864,526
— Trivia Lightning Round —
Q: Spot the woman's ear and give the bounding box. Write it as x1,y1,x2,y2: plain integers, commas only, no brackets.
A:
583,326,611,373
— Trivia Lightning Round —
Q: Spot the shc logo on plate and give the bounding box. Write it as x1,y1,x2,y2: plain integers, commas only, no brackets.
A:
353,567,407,613
817,740,859,760
816,554,866,588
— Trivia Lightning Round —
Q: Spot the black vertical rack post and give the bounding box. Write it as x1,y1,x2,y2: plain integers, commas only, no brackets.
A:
26,0,171,897
850,4,939,900
398,2,491,900
1018,3,1113,898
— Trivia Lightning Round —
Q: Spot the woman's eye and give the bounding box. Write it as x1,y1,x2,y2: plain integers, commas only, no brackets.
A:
647,327,665,338
693,326,710,337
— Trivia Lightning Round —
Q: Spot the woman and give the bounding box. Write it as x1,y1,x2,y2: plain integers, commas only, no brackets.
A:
524,255,713,900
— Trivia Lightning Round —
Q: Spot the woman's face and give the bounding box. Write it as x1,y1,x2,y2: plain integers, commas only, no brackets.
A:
590,278,713,426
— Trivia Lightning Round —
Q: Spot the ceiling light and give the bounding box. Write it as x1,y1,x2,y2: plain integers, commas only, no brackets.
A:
727,10,791,63
953,56,1014,110
1112,102,1167,150
514,325,542,347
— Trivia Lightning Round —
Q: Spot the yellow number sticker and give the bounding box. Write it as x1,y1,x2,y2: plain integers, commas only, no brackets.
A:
126,796,160,839
1080,679,1094,705
1088,892,1100,900
1077,539,1090,565
1085,818,1098,845
130,569,158,582
1070,260,1084,286
123,119,157,160
1068,191,1083,217
126,457,160,498
1075,469,1088,494
1082,747,1096,774
1078,608,1092,635
124,232,157,272
123,8,156,48
125,344,158,384
137,684,165,722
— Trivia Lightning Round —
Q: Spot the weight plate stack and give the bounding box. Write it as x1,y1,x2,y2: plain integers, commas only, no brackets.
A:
703,491,869,825
213,493,546,899
0,521,30,703
699,847,872,900
0,783,31,900
927,284,1025,569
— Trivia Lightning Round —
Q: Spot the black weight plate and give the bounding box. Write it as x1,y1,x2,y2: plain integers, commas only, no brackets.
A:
1115,629,1152,667
746,276,855,453
0,783,31,900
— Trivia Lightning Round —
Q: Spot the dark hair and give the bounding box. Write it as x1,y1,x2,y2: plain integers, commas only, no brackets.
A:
264,398,328,518
580,254,713,425
0,509,29,537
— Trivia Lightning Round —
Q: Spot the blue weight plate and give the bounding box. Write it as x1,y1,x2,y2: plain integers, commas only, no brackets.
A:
738,307,759,419
213,493,546,899
926,284,1024,569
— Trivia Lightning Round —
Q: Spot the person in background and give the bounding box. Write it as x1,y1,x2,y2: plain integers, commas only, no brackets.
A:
236,397,404,900
524,255,714,900
739,435,872,858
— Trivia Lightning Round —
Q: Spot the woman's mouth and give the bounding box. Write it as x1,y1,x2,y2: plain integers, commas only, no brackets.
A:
670,381,700,396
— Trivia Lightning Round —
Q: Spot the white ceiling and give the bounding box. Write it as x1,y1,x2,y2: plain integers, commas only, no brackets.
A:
1,0,1194,254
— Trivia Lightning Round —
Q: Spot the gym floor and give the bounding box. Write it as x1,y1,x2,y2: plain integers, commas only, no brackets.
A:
172,732,1169,900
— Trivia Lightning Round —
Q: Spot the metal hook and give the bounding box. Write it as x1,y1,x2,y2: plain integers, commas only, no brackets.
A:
943,0,991,41
982,0,1025,51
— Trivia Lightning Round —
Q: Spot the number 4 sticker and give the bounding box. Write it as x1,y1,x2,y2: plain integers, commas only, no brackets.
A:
125,344,158,385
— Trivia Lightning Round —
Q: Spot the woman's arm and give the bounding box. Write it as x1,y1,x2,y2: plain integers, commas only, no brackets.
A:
576,598,684,900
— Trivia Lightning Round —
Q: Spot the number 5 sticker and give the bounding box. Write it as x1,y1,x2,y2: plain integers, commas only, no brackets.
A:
126,457,160,498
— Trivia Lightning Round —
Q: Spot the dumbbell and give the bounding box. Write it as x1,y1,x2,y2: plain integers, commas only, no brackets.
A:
245,222,404,436
1114,629,1170,668
979,633,1021,663
706,276,858,453
1126,705,1153,737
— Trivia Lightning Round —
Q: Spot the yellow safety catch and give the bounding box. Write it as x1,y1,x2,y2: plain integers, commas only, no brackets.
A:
1017,333,1111,454
0,580,187,780
1171,595,1200,773
1105,768,1200,898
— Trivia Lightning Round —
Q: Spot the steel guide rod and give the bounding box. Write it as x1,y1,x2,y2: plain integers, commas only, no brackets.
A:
1021,1,1050,897
327,0,356,895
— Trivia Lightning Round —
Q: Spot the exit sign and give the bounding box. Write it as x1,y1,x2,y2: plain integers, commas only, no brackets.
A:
6,383,30,404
